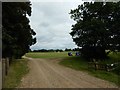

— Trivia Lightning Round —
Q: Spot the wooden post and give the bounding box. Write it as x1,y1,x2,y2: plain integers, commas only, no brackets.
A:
106,64,108,71
5,58,7,75
2,59,5,88
94,62,98,70
5,58,9,75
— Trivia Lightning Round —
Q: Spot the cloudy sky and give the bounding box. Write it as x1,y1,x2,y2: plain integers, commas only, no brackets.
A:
29,0,83,50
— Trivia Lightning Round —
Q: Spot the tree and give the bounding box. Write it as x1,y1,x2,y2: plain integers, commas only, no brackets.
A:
65,48,72,51
70,2,120,60
2,2,36,59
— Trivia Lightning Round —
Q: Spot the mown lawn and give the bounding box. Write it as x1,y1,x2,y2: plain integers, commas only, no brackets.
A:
25,51,120,86
3,58,29,88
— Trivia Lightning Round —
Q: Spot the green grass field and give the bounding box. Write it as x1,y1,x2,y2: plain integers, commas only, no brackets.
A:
3,59,29,88
25,52,71,59
25,51,120,86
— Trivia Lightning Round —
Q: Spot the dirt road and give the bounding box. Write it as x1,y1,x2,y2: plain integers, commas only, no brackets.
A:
19,57,118,88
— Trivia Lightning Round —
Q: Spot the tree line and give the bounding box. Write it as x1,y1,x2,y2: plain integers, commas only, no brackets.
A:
31,48,80,52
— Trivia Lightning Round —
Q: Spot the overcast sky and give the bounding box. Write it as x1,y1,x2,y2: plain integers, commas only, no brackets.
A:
29,0,83,50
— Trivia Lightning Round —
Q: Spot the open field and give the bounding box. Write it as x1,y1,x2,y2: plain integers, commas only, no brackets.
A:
25,52,120,86
25,52,69,59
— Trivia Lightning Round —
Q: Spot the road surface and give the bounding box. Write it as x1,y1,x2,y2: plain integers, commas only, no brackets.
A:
19,57,118,88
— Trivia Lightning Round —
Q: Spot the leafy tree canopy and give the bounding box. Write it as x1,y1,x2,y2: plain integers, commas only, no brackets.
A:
70,2,120,60
2,2,36,59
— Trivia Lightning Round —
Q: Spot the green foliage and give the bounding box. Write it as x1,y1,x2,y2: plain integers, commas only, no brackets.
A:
70,2,120,59
2,2,36,59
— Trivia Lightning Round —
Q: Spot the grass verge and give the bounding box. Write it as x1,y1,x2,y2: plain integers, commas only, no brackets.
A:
59,55,120,86
3,58,29,88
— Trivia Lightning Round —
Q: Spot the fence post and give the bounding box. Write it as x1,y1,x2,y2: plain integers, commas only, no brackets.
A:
94,62,98,70
2,59,5,88
106,64,109,71
2,58,10,88
5,58,9,75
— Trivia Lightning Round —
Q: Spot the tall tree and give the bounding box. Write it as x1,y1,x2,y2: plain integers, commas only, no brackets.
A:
70,2,120,60
2,2,36,59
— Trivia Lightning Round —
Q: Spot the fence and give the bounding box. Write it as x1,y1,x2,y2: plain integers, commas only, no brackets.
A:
88,62,120,71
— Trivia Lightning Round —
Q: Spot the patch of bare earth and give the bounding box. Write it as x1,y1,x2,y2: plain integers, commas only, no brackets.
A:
18,57,118,88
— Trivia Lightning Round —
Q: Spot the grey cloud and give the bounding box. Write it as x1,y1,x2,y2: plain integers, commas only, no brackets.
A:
39,22,49,27
29,2,79,50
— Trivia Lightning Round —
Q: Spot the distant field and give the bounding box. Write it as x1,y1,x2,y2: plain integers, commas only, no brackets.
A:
25,51,120,63
25,52,76,59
